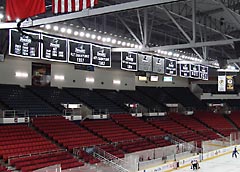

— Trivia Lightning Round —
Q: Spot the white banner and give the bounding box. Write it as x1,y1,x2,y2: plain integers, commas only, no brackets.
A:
218,75,226,92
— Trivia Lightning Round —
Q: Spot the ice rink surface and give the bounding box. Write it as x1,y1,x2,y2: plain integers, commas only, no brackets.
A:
175,152,239,172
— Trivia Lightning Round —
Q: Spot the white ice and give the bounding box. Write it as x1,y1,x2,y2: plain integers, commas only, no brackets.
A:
175,153,239,172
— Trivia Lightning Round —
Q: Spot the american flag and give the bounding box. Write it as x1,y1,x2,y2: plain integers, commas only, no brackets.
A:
52,0,98,14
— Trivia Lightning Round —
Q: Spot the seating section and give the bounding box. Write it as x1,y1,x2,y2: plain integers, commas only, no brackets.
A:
82,119,141,156
82,119,139,143
0,125,59,162
137,86,177,104
194,111,237,137
32,116,107,164
111,114,171,147
228,111,240,128
0,164,11,172
120,90,166,112
94,89,136,112
10,151,83,172
0,84,59,115
199,84,240,94
163,87,206,109
224,99,240,109
199,84,219,94
147,114,210,147
27,86,80,112
168,113,220,140
64,88,126,114
32,116,105,151
0,124,82,171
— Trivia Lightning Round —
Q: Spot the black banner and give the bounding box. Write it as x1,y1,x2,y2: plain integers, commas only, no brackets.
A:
226,75,234,91
68,40,91,64
9,29,40,59
190,64,200,79
179,63,190,78
138,54,152,72
92,44,111,68
165,58,177,76
152,56,164,74
121,52,137,71
200,65,208,80
41,34,67,62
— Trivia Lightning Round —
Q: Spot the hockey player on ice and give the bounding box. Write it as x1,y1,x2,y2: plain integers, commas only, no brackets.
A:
232,146,239,158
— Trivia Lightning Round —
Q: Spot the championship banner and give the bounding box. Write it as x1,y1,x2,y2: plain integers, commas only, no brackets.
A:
179,63,190,78
9,29,40,59
138,54,153,72
41,34,68,62
121,52,137,71
218,75,226,92
152,56,164,74
92,44,111,68
165,58,177,76
190,64,200,79
200,65,208,80
68,40,91,65
226,76,234,91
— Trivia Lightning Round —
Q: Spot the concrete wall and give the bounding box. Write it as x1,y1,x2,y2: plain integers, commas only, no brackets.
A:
0,56,190,89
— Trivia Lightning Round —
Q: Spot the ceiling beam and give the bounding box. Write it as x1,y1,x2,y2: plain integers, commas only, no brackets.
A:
112,38,240,52
117,16,143,45
0,0,182,29
150,39,240,51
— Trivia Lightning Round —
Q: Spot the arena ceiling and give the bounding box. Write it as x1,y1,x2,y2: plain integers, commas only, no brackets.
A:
1,0,240,69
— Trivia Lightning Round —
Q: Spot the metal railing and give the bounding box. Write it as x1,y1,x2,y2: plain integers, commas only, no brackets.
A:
2,109,29,118
92,146,129,172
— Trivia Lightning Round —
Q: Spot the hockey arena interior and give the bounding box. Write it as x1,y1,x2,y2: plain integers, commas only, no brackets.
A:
1,0,240,172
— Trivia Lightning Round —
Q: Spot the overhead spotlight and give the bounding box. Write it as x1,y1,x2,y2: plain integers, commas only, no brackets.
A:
53,26,59,31
122,42,126,46
74,31,79,36
60,27,66,33
126,42,131,47
111,39,117,44
67,28,72,34
102,37,107,42
163,51,168,55
173,53,180,57
168,52,173,56
97,35,102,40
45,24,51,30
91,34,96,39
138,45,143,49
85,33,90,38
134,44,139,48
40,25,45,28
117,41,122,45
79,31,85,37
106,37,111,42
131,44,135,48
